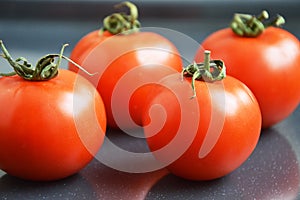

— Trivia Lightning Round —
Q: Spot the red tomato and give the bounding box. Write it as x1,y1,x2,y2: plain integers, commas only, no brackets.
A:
69,31,113,72
69,3,182,130
142,72,262,180
196,11,300,128
0,69,106,181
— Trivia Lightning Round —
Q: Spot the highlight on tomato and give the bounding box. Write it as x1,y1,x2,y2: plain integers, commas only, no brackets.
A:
68,1,183,130
0,40,106,181
196,10,300,128
142,50,262,181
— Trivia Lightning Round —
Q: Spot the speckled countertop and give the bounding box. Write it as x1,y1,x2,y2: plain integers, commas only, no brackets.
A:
0,108,299,199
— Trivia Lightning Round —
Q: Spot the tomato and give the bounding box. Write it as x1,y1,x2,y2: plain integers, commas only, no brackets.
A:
142,52,262,180
0,41,106,181
196,10,300,128
69,2,182,130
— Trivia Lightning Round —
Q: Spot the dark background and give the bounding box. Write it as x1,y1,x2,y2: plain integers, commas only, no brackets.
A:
0,0,299,59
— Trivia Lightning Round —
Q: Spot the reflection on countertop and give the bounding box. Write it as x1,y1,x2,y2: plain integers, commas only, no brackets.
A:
1,113,300,199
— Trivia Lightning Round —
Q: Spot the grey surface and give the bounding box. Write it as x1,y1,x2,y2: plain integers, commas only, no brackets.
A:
0,1,300,199
0,109,300,199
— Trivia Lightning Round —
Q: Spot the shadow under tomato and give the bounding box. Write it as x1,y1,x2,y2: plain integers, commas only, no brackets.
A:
79,128,169,200
0,159,168,200
80,159,168,200
1,122,298,200
145,128,300,200
0,128,169,200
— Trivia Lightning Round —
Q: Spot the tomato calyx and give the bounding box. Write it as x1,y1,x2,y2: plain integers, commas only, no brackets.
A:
182,50,226,98
0,40,95,81
230,10,285,37
100,1,141,35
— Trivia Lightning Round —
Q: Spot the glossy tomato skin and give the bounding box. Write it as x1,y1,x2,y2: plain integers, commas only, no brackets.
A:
143,74,262,180
69,30,182,129
69,30,113,71
0,69,106,181
196,27,300,128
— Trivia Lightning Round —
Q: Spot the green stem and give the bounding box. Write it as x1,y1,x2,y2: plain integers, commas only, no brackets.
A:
266,15,285,27
100,1,141,35
0,71,17,77
61,55,97,76
115,1,138,23
257,10,269,21
0,40,96,81
203,50,211,72
182,50,226,98
230,10,285,37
